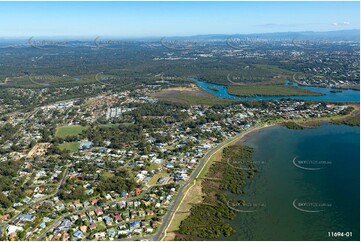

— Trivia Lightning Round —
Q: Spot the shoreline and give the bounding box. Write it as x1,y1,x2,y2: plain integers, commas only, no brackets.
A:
235,124,278,145
161,122,275,240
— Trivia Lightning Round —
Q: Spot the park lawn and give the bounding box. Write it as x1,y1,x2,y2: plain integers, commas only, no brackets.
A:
58,142,80,152
55,125,87,138
228,85,323,97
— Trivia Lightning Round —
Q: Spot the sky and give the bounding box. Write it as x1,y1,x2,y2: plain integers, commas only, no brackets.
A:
0,1,359,37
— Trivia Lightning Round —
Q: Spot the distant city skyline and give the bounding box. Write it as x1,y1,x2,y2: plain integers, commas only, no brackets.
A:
0,1,359,37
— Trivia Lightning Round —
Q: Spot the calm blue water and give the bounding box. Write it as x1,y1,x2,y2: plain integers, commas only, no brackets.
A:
225,124,360,241
193,79,360,102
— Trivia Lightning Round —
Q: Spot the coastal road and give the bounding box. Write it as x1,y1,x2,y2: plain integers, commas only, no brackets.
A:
153,124,263,241
113,128,260,241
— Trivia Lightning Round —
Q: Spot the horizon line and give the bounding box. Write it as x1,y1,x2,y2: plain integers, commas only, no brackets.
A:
0,29,359,40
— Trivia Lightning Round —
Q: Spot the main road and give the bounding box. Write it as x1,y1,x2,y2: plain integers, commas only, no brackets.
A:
152,124,264,241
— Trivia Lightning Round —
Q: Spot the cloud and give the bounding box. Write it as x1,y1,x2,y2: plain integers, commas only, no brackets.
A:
332,21,350,26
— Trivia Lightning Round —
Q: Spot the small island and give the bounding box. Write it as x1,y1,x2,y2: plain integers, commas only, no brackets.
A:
207,86,220,92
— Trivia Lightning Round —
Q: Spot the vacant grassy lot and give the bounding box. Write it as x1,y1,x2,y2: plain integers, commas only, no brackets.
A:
151,87,237,106
167,94,237,105
228,85,322,97
58,142,80,152
148,162,160,171
148,172,169,186
55,125,87,138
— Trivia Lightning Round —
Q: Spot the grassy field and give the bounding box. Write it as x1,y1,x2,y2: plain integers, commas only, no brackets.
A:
228,85,322,97
55,125,87,138
58,142,80,152
151,86,237,106
164,180,204,237
148,163,160,171
164,94,237,105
